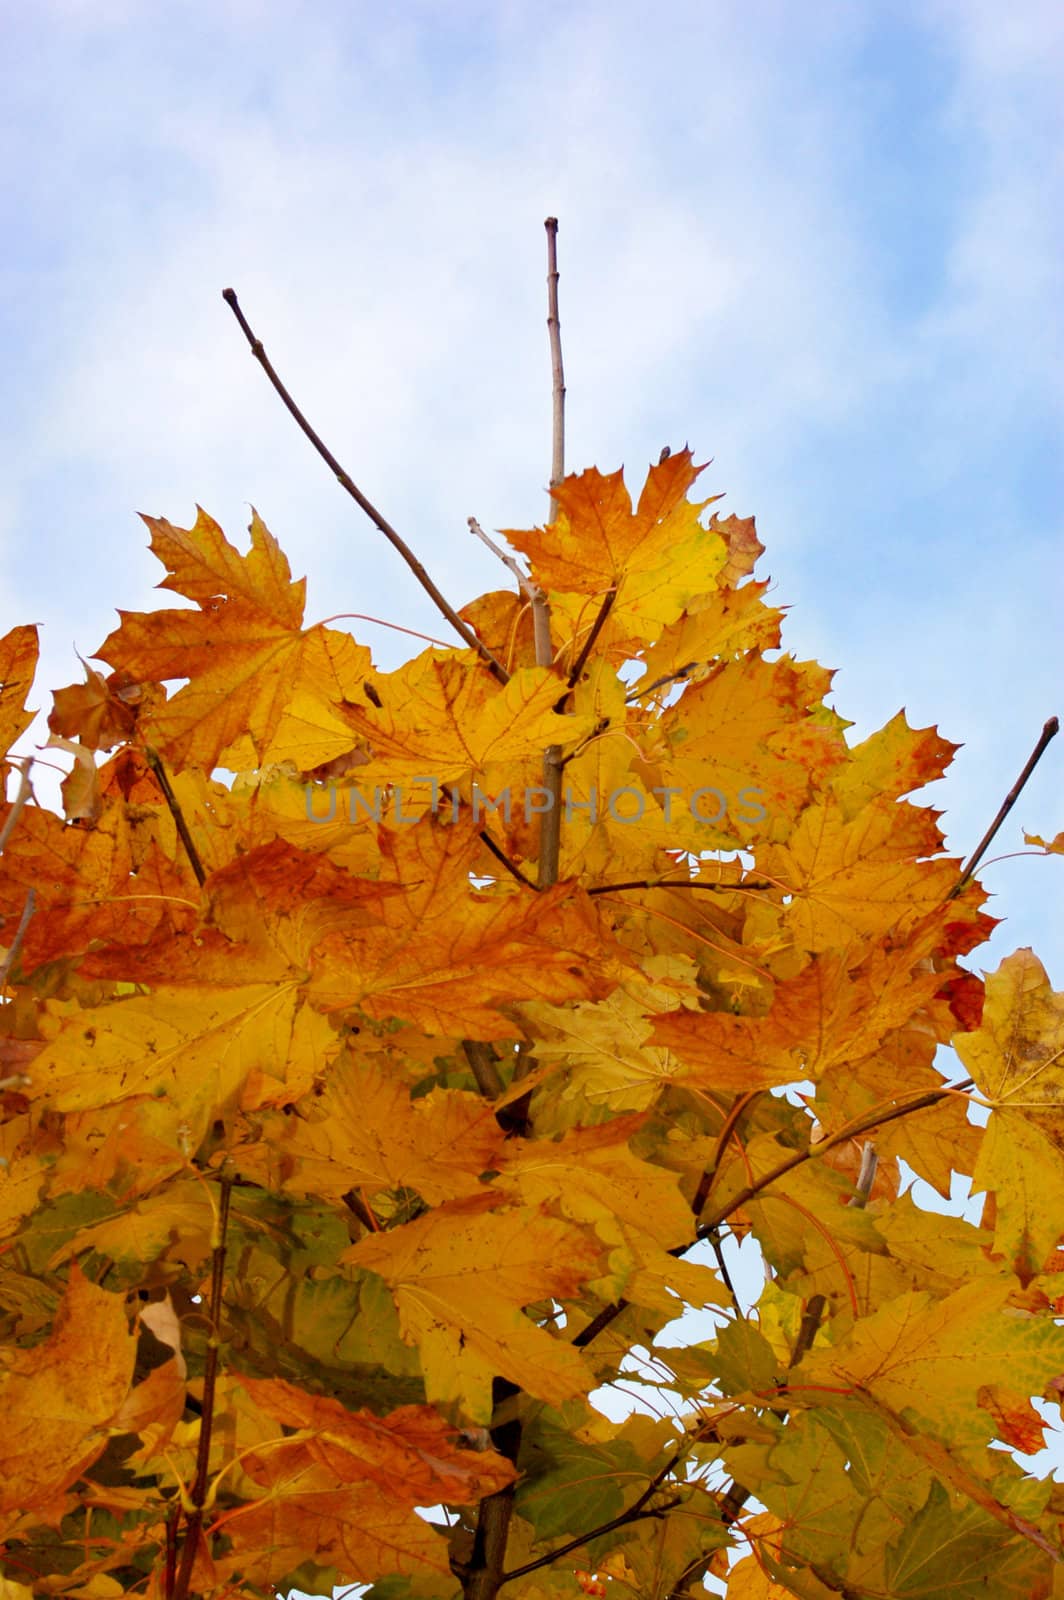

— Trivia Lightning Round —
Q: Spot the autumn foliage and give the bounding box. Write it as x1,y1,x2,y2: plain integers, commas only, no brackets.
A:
1,449,1063,1600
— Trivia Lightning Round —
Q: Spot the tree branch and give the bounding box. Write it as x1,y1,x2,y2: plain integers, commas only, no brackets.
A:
698,1080,972,1234
0,888,35,990
221,288,509,684
560,587,617,699
587,877,772,898
573,1079,972,1353
171,1174,232,1600
950,714,1059,897
468,517,539,603
144,749,207,886
545,217,565,499
465,218,570,1600
502,1453,682,1584
0,759,34,857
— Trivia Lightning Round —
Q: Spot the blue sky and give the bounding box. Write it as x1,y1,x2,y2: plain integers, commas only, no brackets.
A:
3,0,1061,986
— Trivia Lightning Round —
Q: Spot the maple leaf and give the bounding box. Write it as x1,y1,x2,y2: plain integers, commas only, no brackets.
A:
96,508,371,771
503,451,728,640
0,624,38,760
344,1193,604,1420
240,1055,506,1206
339,649,596,782
0,1264,135,1519
305,820,623,1036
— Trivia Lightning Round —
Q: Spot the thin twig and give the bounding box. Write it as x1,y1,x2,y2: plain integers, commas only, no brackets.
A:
503,1452,681,1583
950,715,1059,897
468,518,539,602
171,1175,232,1600
573,1079,973,1354
222,287,508,684
534,217,567,890
476,826,537,890
847,1143,878,1207
691,1092,763,1219
467,217,568,1600
717,1292,827,1532
560,587,617,699
0,760,34,856
625,664,699,704
698,1081,972,1234
144,750,207,887
0,888,35,990
587,877,772,898
545,218,565,499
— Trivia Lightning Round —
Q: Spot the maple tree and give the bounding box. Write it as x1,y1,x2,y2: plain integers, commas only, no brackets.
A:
2,232,1063,1600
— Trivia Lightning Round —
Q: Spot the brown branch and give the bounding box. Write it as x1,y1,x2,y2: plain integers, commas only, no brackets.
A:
950,714,1059,897
625,663,699,704
691,1091,763,1220
172,1175,232,1600
502,1451,682,1584
847,1143,878,1208
221,288,508,685
0,760,34,856
561,588,617,698
468,517,538,602
462,1040,505,1099
476,825,537,890
574,1079,972,1354
698,1079,972,1235
716,1291,828,1535
163,1504,179,1600
144,749,207,887
587,877,772,898
545,218,565,496
466,220,571,1600
0,888,35,990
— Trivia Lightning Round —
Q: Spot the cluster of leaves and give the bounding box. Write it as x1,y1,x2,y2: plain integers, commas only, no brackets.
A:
0,449,1062,1600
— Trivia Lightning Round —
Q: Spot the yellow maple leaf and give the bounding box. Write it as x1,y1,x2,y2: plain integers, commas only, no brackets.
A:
0,1265,135,1516
0,624,38,762
344,1194,603,1421
339,649,595,783
758,796,959,953
502,451,727,638
244,1055,505,1206
97,508,371,771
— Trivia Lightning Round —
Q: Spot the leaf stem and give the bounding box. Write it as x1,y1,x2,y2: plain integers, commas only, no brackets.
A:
221,287,509,684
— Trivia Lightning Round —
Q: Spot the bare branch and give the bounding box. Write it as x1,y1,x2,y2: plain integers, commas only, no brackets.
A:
0,760,34,856
950,715,1059,897
468,517,539,603
545,217,566,497
502,1453,681,1584
171,1175,233,1600
847,1142,879,1208
144,749,207,887
588,876,772,898
462,1040,505,1099
561,586,617,698
0,888,35,990
222,287,509,684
